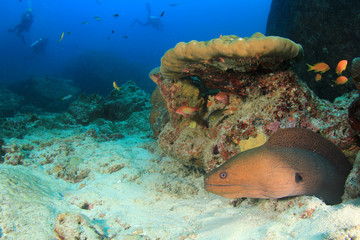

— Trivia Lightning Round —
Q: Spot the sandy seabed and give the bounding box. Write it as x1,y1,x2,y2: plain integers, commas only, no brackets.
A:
0,124,360,240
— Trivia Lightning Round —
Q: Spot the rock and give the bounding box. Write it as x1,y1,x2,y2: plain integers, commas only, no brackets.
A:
104,81,150,121
8,76,80,112
149,84,170,138
54,212,106,240
68,94,105,125
266,0,360,101
0,87,24,117
343,151,360,201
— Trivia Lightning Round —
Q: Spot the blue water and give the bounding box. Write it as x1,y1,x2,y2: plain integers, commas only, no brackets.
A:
0,0,271,94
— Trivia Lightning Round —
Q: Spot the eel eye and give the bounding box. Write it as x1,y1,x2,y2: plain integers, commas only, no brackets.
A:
219,172,227,179
295,173,303,183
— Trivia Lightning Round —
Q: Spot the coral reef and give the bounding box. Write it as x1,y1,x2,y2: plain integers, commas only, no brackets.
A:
266,0,359,101
104,80,151,121
68,93,105,125
149,84,170,138
68,81,151,125
0,86,152,182
348,57,360,134
343,150,360,201
149,33,357,172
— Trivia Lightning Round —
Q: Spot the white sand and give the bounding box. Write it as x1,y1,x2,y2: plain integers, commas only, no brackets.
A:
1,126,360,239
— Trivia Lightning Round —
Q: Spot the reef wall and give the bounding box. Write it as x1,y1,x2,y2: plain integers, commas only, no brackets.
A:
266,0,360,101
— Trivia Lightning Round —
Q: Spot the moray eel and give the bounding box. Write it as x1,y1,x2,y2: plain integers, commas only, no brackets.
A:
204,128,352,205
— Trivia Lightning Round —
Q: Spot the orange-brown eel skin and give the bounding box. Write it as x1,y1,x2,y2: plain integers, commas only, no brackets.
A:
204,128,352,205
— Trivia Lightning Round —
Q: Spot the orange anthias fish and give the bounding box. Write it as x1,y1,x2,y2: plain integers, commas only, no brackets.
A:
335,76,348,85
315,73,322,81
307,62,330,73
175,105,200,117
336,60,347,75
215,91,229,105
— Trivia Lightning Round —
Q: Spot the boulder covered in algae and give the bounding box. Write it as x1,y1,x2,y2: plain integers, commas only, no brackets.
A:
149,33,357,172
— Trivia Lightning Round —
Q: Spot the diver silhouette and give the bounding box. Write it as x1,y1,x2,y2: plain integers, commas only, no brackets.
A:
8,9,34,44
31,37,48,55
24,37,48,63
130,3,164,31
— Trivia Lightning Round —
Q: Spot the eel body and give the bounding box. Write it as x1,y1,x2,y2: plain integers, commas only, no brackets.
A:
204,128,352,205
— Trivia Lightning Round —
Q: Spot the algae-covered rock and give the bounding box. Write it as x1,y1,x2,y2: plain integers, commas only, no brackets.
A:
104,81,150,121
54,212,105,240
68,94,105,125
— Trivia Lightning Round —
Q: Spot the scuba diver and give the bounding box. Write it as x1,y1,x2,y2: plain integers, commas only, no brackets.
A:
8,9,34,44
130,3,164,31
24,37,48,63
30,37,48,55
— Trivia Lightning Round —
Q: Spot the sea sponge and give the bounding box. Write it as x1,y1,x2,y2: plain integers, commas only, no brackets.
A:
237,132,267,152
160,32,303,79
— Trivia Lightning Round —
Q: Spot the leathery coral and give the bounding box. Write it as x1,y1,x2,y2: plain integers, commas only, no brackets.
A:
149,33,357,172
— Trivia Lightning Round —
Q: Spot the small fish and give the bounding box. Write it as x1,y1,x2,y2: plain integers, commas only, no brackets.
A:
335,76,348,85
336,60,347,75
93,16,103,21
160,11,165,17
61,94,72,100
111,30,115,34
175,106,200,118
66,32,71,35
215,91,229,105
315,73,322,81
169,3,179,6
207,109,225,123
307,62,330,73
123,35,128,38
81,21,88,24
113,13,119,17
107,37,111,40
113,81,120,91
58,32,64,42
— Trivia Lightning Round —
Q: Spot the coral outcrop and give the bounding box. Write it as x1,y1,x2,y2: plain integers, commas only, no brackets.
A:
150,33,357,172
68,81,151,125
104,80,150,121
160,32,303,79
68,94,105,125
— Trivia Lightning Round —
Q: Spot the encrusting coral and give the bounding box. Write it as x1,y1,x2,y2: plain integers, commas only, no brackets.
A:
149,33,357,172
160,32,303,79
